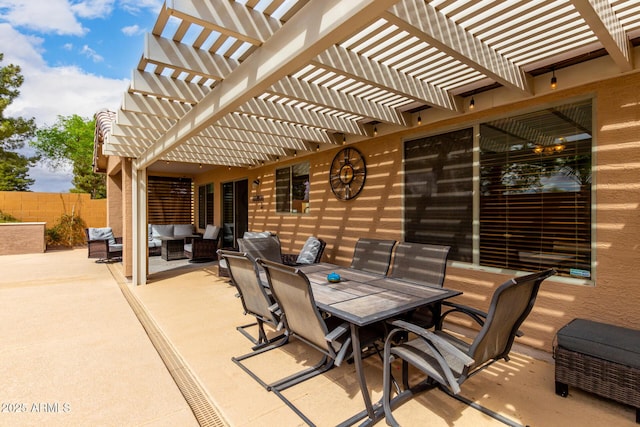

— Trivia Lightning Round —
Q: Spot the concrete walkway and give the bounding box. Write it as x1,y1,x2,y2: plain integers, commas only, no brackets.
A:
1,248,636,426
0,248,197,426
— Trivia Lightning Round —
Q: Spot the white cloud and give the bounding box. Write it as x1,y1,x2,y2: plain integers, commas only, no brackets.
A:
2,25,127,124
121,24,143,36
1,24,128,191
0,0,86,35
119,0,163,15
70,0,115,19
80,44,104,62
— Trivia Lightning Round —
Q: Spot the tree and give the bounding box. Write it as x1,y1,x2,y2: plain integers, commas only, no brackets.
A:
0,53,37,191
32,114,106,198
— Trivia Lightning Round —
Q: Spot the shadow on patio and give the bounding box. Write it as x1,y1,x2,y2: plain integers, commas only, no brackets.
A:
122,259,636,427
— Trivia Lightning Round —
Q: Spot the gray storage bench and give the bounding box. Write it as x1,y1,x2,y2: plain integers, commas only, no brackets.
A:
554,318,640,423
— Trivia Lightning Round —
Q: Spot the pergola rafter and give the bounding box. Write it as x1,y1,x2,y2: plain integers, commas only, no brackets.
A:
101,0,640,171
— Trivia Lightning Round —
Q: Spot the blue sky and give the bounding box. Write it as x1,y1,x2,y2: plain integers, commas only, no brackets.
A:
0,0,162,192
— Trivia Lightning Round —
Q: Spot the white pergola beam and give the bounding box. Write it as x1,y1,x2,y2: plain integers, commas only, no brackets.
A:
144,34,240,81
166,0,282,45
386,0,532,95
270,76,410,127
314,45,461,112
116,109,175,133
135,0,400,170
573,0,633,72
130,70,210,104
239,97,368,136
216,112,334,145
198,127,310,153
121,93,190,120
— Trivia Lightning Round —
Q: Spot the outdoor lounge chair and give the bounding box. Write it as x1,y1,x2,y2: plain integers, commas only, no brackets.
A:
184,224,220,262
350,238,397,275
388,242,451,328
85,227,122,261
381,268,556,427
218,250,286,350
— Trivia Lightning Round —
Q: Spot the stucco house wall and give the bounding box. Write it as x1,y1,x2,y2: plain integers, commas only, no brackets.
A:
189,71,639,353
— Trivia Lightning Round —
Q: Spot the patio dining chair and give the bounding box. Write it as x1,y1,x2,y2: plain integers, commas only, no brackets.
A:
218,250,286,350
381,268,556,427
350,238,397,275
233,259,376,425
388,242,451,328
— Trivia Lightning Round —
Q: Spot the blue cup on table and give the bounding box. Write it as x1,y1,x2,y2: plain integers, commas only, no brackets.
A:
327,272,341,283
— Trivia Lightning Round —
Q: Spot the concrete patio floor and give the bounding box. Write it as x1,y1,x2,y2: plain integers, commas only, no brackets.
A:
1,248,635,426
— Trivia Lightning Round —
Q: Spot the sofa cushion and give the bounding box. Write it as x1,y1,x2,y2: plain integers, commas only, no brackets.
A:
174,224,194,238
88,227,116,245
243,231,272,238
151,224,174,238
556,318,640,369
108,243,123,253
203,224,220,240
296,236,322,264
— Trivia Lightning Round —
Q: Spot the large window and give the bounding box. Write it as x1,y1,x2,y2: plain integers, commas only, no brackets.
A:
276,162,310,214
404,128,474,262
198,183,214,229
405,99,592,279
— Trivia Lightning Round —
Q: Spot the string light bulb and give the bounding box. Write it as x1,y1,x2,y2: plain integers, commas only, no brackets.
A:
550,69,557,89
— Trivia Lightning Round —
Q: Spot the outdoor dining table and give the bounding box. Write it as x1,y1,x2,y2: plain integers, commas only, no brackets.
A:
297,262,462,426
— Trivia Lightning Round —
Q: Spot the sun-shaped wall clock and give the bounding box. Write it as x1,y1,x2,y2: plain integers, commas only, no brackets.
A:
329,147,367,201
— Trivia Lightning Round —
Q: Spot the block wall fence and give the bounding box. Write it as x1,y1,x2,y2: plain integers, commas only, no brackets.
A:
0,192,107,229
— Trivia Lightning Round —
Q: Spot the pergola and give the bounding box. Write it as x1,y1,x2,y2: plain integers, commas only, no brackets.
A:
99,0,640,284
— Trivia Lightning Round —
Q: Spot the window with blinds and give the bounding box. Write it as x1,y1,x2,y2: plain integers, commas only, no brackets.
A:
480,100,592,278
148,176,193,224
276,162,310,214
198,183,214,229
403,99,592,279
404,128,474,262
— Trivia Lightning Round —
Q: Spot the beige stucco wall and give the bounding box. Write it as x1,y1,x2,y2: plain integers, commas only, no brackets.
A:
0,192,106,228
189,71,640,354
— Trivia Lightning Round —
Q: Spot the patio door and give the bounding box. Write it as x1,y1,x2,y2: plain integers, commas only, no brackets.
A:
221,179,248,249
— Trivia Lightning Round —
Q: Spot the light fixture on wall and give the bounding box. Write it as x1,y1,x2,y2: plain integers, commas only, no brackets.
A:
469,96,475,110
373,126,378,136
198,163,202,169
417,114,422,125
252,179,260,189
294,150,297,157
550,69,557,89
316,144,320,152
343,134,347,144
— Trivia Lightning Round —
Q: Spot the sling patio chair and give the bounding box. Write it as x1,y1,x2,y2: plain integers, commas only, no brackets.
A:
233,259,377,426
218,250,286,350
388,242,451,329
381,268,557,427
350,238,397,276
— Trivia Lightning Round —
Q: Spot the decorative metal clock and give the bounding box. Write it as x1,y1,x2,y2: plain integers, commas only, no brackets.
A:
329,147,367,201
